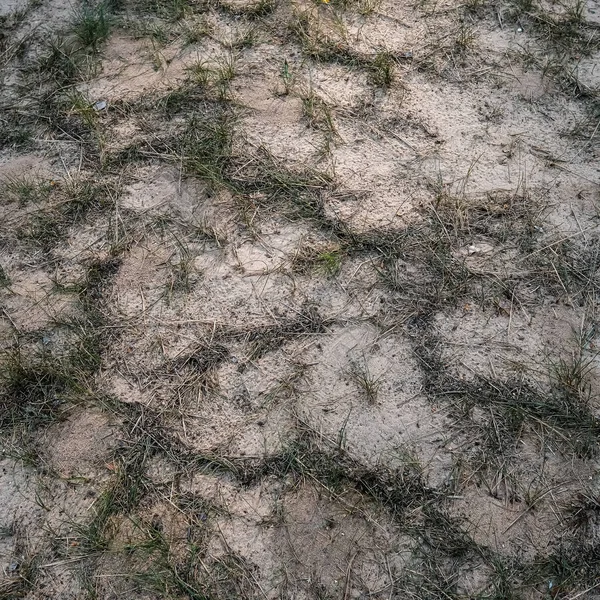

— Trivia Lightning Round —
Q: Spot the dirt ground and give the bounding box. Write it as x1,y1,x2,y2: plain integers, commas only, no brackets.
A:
1,0,599,597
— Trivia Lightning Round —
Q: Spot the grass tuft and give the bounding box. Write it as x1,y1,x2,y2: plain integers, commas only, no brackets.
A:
409,320,600,458
217,0,277,18
72,2,111,50
0,344,89,432
1,174,53,205
164,343,229,398
13,175,119,251
242,306,326,360
347,357,382,403
291,241,344,276
182,110,236,188
368,50,395,87
549,325,598,404
36,34,85,85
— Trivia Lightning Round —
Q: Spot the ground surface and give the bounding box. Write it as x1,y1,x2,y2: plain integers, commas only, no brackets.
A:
0,0,600,597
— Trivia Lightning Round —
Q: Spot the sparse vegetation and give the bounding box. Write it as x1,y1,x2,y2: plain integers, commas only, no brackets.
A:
1,174,53,205
0,333,97,432
229,25,260,49
1,0,599,595
8,173,119,252
180,15,213,45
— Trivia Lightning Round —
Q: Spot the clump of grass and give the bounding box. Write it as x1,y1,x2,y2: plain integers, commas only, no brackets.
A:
73,400,181,553
1,174,53,205
0,343,91,432
76,438,152,551
180,15,213,45
63,174,118,219
506,0,598,59
533,541,600,597
158,343,229,400
244,0,278,17
335,186,543,312
166,244,198,297
124,18,169,43
36,34,86,85
531,236,600,304
229,25,260,49
347,357,382,403
0,121,33,151
30,56,107,151
217,0,277,18
464,0,485,14
0,544,39,598
28,2,113,103
141,0,190,20
453,22,477,53
368,50,395,87
229,146,332,220
183,56,238,93
466,412,523,502
279,58,294,95
429,185,543,251
326,0,382,14
239,306,326,360
566,491,600,541
181,110,236,188
180,109,333,218
300,86,341,156
290,9,401,87
83,257,122,308
299,248,343,276
214,54,237,99
342,219,474,310
14,175,118,251
16,212,64,252
217,53,237,84
549,325,598,404
72,2,111,51
159,80,212,113
154,88,332,218
186,61,213,87
126,517,257,599
301,88,335,130
65,89,100,131
290,10,354,64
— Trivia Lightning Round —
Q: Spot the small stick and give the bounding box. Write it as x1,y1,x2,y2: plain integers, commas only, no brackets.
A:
570,203,587,241
507,288,514,338
565,582,600,600
343,552,358,600
518,227,593,261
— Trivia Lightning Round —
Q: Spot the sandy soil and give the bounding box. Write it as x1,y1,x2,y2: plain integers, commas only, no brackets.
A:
1,0,599,597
